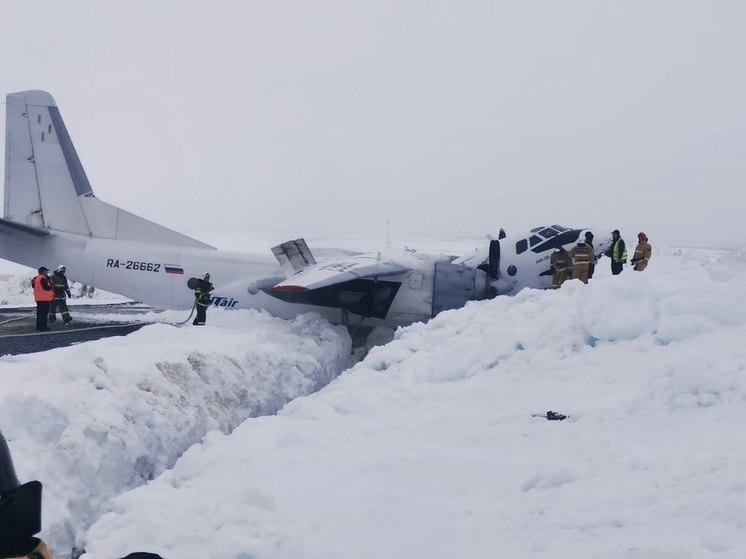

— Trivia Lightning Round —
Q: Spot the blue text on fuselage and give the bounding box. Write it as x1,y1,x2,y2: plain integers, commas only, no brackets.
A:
211,296,239,308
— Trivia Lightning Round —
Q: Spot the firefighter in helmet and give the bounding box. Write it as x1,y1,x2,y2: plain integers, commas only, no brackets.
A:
193,273,214,325
49,265,73,324
631,232,652,271
550,246,572,289
569,238,597,284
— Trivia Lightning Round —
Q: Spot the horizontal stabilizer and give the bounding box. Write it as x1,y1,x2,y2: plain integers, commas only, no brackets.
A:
0,217,49,237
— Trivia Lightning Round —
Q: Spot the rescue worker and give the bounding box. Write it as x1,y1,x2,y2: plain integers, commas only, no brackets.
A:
0,432,52,559
584,231,596,278
31,267,54,332
549,246,572,289
569,239,596,284
193,273,214,326
604,229,628,275
631,232,652,271
49,265,73,324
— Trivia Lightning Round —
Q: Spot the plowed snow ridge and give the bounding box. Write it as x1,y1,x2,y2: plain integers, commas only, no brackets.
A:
0,311,351,556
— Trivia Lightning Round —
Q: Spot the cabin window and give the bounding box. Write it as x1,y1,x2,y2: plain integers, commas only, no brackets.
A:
516,239,528,254
507,265,517,276
529,235,542,247
539,228,558,238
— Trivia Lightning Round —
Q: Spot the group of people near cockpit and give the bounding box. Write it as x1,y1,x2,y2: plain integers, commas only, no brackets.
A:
550,230,652,289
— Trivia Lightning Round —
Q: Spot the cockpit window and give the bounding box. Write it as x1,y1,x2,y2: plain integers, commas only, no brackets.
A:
529,235,542,247
552,225,568,231
530,227,543,233
516,239,528,254
539,228,558,238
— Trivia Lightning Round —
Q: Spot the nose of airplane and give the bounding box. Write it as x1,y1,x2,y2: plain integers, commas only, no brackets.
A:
0,431,20,495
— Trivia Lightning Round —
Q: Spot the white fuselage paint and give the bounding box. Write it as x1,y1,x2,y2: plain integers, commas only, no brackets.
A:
0,227,439,327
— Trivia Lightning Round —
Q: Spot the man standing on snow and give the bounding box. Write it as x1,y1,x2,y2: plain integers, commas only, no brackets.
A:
604,229,627,275
31,267,54,332
550,246,572,289
569,240,596,284
631,232,652,271
49,265,73,324
193,273,214,326
584,231,596,279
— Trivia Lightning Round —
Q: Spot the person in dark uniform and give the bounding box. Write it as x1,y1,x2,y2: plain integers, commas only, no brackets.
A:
31,267,54,332
193,273,214,325
584,231,596,279
49,265,73,324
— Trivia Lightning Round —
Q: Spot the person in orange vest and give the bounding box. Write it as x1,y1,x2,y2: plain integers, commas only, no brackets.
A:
31,267,55,332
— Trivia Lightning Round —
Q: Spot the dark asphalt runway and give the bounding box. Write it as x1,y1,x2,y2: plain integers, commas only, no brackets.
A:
0,304,151,356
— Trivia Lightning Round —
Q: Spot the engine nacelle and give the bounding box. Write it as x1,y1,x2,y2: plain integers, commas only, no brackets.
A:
432,262,488,317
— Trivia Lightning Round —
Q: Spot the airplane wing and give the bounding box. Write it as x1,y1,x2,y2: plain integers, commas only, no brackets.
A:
271,255,408,292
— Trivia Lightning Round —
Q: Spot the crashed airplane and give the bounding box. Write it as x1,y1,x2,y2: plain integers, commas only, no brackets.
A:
0,91,611,328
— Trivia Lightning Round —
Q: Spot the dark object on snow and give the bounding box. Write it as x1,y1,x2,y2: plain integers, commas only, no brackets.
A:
532,411,568,421
0,431,44,558
119,554,165,559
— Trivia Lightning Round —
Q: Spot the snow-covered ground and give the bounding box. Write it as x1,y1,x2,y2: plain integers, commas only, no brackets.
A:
77,247,746,558
0,272,129,307
0,311,351,556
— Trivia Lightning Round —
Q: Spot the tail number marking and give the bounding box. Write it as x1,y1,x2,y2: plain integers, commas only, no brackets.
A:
106,259,161,272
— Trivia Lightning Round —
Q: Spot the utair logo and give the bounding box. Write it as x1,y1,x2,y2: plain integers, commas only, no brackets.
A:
211,296,239,308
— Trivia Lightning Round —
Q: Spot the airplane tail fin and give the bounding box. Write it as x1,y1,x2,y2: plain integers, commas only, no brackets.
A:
4,91,212,248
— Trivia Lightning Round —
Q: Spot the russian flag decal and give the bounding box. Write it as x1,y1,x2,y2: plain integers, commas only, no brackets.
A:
164,264,184,275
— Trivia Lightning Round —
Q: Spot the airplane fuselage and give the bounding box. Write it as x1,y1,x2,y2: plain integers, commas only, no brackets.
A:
0,226,446,326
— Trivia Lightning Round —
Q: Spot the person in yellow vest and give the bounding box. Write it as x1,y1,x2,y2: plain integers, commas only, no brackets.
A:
604,229,628,275
631,232,652,271
550,246,572,289
31,267,55,332
569,240,597,284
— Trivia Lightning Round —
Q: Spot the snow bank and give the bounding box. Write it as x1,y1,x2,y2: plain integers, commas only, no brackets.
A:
0,272,129,306
0,311,351,556
84,248,746,558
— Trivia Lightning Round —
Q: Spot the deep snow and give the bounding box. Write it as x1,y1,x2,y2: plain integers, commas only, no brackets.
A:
0,310,351,555
78,247,746,558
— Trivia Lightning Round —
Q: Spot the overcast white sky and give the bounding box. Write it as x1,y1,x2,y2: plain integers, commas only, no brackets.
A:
1,1,744,247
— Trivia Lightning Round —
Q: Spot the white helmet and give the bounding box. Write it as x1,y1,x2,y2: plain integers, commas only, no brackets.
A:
56,264,66,272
